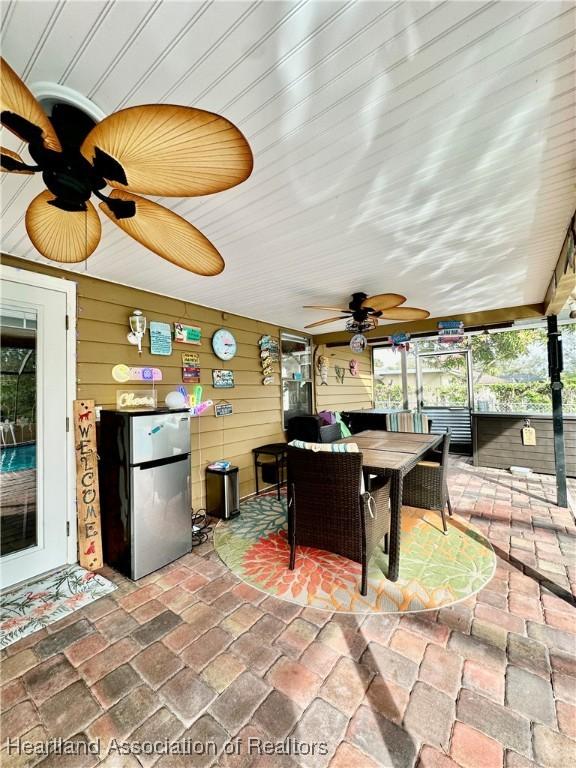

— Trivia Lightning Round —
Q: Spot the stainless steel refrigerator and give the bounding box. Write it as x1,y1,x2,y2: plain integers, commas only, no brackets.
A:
99,408,192,579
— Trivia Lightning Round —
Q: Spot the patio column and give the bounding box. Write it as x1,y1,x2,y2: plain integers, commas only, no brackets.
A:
547,315,568,508
400,347,409,410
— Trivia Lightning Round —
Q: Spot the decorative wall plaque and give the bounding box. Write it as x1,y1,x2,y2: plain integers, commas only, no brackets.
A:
182,352,201,383
215,401,233,417
116,390,157,409
212,369,235,388
73,399,103,571
349,334,367,353
175,323,202,345
149,321,172,355
111,364,162,382
259,334,279,384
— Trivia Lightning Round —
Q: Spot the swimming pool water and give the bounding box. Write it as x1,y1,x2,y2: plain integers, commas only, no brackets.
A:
0,444,36,473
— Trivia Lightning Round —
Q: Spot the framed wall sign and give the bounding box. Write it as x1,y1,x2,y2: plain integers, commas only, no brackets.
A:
183,352,200,366
215,401,233,417
182,352,200,383
183,368,200,384
437,320,465,345
212,369,235,388
175,323,202,345
149,321,172,355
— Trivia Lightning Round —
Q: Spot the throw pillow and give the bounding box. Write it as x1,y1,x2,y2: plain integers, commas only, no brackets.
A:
288,440,359,453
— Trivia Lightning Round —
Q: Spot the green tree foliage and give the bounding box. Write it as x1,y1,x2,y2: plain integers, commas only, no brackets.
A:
470,330,540,382
374,381,403,408
0,348,36,422
374,325,576,413
420,330,540,383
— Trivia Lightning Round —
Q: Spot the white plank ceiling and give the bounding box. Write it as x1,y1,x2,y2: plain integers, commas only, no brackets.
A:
1,0,575,332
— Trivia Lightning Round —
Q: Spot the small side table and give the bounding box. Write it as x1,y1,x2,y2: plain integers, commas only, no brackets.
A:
253,443,287,501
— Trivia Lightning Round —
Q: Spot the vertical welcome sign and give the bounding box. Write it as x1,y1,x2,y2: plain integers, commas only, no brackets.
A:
73,399,103,570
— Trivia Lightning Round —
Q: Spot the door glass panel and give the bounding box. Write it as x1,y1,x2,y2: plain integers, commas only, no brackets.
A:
281,336,311,380
281,333,312,426
282,381,312,424
373,347,404,408
0,307,37,555
406,348,418,410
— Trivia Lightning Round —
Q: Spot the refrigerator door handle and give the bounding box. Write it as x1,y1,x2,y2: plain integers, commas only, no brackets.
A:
135,453,189,470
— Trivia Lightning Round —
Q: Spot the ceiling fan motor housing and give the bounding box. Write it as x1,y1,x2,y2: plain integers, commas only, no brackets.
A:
350,292,369,310
302,291,429,330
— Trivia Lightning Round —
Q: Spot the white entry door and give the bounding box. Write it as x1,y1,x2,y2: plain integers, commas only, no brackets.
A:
0,269,74,589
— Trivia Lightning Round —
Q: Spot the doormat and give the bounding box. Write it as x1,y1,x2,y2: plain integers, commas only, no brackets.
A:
214,496,495,613
0,564,116,648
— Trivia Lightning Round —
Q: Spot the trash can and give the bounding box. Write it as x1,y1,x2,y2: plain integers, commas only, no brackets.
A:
206,465,240,519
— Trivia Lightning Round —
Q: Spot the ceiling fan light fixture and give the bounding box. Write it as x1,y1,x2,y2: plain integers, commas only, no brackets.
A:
346,316,377,334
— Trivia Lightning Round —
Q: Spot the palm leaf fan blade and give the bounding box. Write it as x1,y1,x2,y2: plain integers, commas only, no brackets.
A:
81,105,253,197
303,305,350,312
362,293,406,311
25,192,101,263
1,146,33,173
379,307,430,320
304,316,348,329
99,190,224,276
0,57,61,151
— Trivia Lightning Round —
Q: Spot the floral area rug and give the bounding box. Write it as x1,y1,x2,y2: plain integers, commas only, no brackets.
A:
214,496,496,613
1,564,116,647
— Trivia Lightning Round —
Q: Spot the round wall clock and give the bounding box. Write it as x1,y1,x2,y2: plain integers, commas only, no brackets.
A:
212,328,237,361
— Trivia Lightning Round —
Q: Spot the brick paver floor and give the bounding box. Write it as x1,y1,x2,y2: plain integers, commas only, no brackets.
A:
1,458,575,767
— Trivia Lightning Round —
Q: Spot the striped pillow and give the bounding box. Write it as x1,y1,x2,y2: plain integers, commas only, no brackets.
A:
288,440,359,453
386,412,429,433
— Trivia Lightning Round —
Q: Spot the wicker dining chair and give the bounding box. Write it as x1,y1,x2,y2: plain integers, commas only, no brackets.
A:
286,445,391,595
402,431,453,533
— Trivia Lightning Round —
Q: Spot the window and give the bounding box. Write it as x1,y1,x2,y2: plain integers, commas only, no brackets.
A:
373,347,404,408
281,333,312,428
471,326,576,414
373,325,576,416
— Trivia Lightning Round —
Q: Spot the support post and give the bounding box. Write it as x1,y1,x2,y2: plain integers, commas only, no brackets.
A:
415,342,423,411
400,348,409,410
547,316,568,508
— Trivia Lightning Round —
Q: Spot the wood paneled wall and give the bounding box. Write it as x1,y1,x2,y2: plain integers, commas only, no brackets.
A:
314,344,373,413
1,254,291,508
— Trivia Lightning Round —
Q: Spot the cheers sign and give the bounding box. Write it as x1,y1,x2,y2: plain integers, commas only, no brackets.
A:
116,390,157,410
73,399,103,570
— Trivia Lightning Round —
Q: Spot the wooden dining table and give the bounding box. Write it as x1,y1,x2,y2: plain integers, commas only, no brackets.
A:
335,429,443,582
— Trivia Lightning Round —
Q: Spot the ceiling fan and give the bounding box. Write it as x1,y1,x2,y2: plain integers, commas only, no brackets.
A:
0,57,253,275
303,292,430,331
